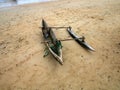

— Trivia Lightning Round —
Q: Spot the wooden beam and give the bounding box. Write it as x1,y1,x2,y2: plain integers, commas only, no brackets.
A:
39,26,69,29
41,37,83,43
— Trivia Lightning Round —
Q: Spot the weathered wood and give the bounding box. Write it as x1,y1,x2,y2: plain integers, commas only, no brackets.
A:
49,28,57,44
67,27,95,51
41,19,63,65
40,26,69,29
41,37,83,43
60,38,83,41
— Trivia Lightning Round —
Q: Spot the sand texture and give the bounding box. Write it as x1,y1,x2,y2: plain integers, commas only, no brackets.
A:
0,0,120,90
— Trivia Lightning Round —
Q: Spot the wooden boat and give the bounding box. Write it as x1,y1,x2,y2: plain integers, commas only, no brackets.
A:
42,19,63,65
67,27,95,51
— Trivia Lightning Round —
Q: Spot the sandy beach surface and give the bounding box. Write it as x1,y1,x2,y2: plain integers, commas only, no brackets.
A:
0,0,120,90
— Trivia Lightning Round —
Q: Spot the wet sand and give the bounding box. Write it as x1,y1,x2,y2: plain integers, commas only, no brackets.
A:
0,0,120,90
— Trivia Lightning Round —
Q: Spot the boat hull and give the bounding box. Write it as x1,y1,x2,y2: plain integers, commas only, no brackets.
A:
42,19,63,65
67,27,95,51
46,43,63,65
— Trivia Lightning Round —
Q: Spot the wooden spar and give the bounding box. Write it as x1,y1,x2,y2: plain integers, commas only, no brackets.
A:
39,26,69,29
60,38,83,41
41,37,84,43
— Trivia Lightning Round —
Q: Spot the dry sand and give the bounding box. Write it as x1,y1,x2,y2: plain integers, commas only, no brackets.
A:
0,0,120,90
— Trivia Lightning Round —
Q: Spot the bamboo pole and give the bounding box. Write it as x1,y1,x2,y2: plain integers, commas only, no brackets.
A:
60,38,82,41
41,38,83,43
39,26,69,29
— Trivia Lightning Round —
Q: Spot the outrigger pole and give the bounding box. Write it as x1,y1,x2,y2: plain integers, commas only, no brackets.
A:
39,26,69,29
41,37,84,43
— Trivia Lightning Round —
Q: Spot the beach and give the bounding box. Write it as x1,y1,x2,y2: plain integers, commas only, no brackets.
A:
0,0,120,89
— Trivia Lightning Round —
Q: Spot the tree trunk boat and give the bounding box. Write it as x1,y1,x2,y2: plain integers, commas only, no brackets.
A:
42,19,63,65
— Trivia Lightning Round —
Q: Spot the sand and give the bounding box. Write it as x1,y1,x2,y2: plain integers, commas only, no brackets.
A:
0,0,120,90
